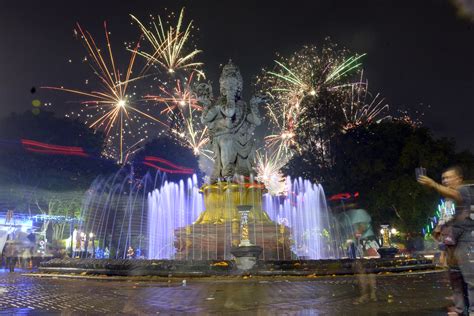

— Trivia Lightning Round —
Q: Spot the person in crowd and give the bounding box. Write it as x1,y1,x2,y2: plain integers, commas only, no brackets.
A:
21,247,31,269
418,165,472,315
352,259,377,304
4,240,18,273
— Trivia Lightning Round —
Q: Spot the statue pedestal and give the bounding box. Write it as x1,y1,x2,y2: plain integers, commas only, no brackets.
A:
174,222,292,260
194,182,271,224
174,182,293,260
230,245,262,271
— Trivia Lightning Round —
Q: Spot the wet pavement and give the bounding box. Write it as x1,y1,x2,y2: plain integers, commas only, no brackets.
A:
0,269,453,315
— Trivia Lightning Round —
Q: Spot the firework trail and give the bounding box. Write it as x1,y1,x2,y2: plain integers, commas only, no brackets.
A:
131,8,204,76
255,148,291,195
341,73,390,131
144,72,212,159
144,73,202,114
43,22,168,163
258,44,366,158
129,7,209,160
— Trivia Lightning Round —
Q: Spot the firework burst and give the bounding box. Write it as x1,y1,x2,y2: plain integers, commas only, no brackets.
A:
144,73,202,114
263,96,299,155
131,8,204,76
255,149,290,196
145,72,212,159
43,22,168,163
257,43,365,158
267,52,365,97
341,74,390,131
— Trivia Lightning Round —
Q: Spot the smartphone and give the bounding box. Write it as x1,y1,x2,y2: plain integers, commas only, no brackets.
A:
415,167,427,179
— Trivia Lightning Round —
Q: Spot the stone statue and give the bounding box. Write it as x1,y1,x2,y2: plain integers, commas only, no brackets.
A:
197,60,264,183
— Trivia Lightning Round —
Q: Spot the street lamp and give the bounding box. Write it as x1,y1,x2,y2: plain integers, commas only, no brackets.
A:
380,225,390,247
377,225,399,258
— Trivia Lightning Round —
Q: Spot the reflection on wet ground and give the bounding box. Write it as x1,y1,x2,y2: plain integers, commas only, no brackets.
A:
0,269,451,315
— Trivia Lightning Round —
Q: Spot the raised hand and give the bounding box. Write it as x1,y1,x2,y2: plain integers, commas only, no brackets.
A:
417,175,437,188
250,94,268,106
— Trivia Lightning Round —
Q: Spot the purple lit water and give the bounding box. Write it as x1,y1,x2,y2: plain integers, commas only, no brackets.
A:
147,176,343,260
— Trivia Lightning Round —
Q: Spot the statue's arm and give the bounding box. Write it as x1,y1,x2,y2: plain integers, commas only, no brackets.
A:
247,95,264,126
201,104,220,123
247,109,261,125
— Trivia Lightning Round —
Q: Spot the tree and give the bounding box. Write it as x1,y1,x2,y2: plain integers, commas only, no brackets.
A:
287,121,474,233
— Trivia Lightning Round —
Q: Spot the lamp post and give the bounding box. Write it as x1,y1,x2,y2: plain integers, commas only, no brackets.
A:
237,205,253,247
230,205,263,271
380,225,390,247
377,225,398,258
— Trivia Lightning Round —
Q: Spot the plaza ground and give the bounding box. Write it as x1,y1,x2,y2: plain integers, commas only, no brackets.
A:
0,269,454,315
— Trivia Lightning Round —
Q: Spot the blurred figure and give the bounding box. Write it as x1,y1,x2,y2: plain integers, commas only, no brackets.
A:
336,204,378,258
347,239,357,259
127,246,135,259
453,218,474,316
418,166,472,315
4,240,17,273
21,247,31,269
352,260,377,304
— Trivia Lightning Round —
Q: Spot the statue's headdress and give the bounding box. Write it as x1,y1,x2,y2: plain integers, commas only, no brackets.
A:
219,59,243,96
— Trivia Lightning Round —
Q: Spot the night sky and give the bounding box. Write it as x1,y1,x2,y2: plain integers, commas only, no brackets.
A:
1,0,473,151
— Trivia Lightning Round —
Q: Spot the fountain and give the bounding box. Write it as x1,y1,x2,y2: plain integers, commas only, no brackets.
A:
147,175,203,259
39,62,435,276
42,168,434,276
149,62,338,263
76,62,348,262
263,177,345,259
78,168,167,259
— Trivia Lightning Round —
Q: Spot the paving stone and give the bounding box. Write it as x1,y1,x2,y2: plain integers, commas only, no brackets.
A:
0,269,454,314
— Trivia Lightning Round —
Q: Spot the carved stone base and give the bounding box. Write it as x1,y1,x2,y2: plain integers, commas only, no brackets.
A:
174,222,293,260
231,245,263,270
377,247,398,258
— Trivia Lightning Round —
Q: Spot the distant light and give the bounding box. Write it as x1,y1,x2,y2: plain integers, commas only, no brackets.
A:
391,228,398,235
168,68,175,73
32,99,42,107
310,89,317,96
179,100,186,106
89,232,94,238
